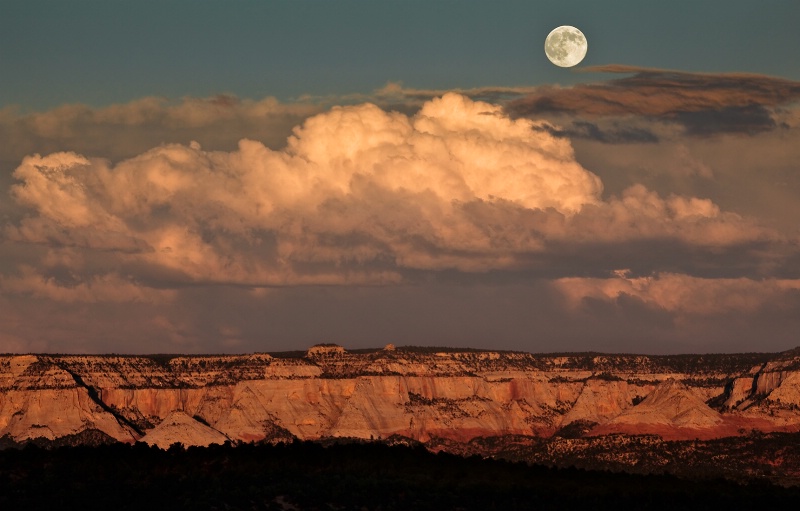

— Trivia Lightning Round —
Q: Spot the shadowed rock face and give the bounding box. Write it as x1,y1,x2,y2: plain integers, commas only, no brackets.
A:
0,346,798,448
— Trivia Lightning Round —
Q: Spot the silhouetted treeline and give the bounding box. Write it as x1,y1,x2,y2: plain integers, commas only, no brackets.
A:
444,430,800,487
1,440,798,510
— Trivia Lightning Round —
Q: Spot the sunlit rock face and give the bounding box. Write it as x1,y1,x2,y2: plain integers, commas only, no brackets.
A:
140,410,229,449
1,346,800,447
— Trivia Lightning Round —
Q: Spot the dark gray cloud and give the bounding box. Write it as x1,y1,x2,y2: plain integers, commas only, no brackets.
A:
534,121,660,144
674,104,778,136
506,65,800,137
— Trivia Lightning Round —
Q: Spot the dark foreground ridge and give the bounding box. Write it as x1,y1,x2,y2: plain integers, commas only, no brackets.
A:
1,440,798,510
5,345,800,493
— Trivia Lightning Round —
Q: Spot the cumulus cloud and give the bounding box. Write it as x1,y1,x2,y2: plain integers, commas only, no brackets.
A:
0,83,536,175
498,68,800,239
2,92,800,353
2,93,791,297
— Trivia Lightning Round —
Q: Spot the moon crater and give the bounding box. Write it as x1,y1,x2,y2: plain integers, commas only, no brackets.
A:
545,26,588,68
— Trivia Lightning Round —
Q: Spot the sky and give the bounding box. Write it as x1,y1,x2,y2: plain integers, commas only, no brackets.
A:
1,0,799,354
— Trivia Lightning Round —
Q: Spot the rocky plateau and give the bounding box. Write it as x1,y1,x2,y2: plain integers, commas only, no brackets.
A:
2,344,800,451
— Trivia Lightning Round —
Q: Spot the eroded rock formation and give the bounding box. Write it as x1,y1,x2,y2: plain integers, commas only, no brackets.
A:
2,345,799,448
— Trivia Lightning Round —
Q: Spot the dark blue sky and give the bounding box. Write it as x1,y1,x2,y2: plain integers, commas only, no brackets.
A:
3,0,799,110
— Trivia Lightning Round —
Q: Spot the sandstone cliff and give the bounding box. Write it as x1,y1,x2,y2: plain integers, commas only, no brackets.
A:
1,346,799,447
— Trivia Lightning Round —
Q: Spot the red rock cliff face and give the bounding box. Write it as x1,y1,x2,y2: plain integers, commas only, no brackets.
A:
1,347,798,447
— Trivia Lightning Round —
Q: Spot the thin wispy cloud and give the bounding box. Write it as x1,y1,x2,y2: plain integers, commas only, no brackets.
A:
507,65,800,137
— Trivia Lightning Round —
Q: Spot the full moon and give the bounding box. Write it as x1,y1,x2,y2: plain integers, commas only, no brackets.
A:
544,26,587,68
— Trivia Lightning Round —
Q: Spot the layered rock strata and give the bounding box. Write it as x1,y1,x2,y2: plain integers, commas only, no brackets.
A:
1,346,799,447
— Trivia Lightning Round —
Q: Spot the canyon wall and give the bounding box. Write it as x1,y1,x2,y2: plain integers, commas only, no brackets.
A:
2,345,800,447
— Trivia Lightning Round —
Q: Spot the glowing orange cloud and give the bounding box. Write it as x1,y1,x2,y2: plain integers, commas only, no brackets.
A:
2,94,792,298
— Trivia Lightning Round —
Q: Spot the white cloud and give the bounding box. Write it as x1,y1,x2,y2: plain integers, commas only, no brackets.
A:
1,93,790,298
